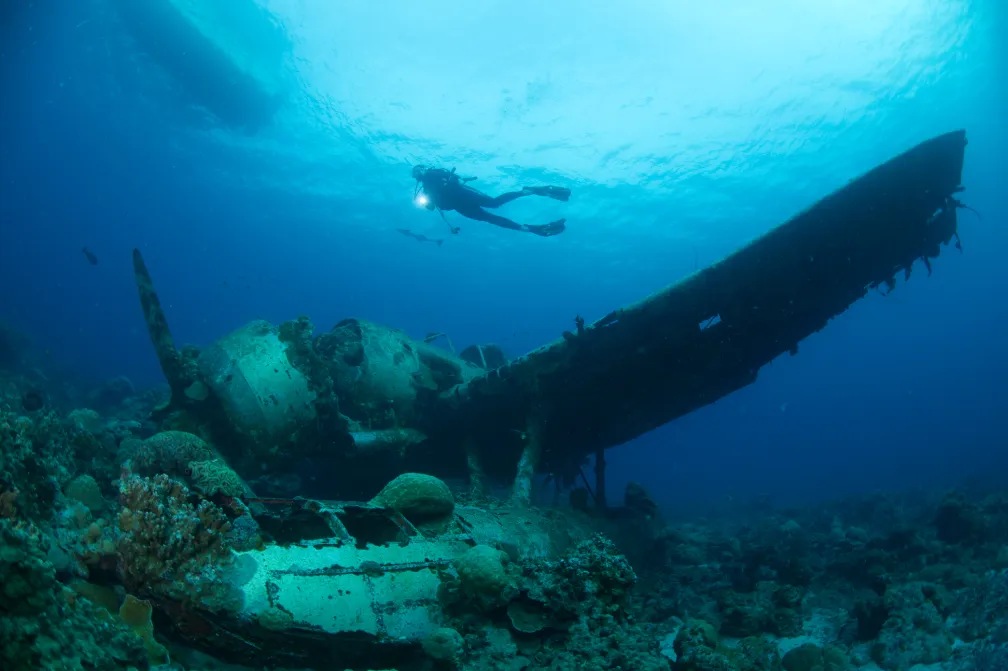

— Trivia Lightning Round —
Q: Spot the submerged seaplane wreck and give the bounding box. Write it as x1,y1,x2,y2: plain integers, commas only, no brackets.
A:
124,131,969,669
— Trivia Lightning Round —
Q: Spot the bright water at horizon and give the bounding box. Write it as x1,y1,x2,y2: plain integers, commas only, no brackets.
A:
1,0,1006,513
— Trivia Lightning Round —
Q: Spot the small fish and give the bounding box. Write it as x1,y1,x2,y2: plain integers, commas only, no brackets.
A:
397,228,443,247
82,247,98,265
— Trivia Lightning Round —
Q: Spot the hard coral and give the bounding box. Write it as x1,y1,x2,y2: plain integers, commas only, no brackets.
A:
128,430,216,476
64,473,104,513
117,473,234,610
451,544,513,612
186,458,253,499
370,471,455,521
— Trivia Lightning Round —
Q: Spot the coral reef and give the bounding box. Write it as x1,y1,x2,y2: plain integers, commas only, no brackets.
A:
1,398,147,522
1,369,1007,671
637,488,1008,671
440,534,669,671
870,582,954,669
0,518,148,670
0,409,76,520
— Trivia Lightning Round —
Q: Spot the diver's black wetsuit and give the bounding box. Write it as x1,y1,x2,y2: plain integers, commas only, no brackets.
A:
414,166,568,237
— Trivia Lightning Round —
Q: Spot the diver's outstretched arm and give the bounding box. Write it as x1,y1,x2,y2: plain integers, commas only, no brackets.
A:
439,209,461,234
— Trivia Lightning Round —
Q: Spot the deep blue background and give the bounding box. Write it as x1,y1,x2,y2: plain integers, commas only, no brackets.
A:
1,0,1006,513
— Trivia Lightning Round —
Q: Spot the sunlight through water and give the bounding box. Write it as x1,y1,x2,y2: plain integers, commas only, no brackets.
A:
234,0,990,252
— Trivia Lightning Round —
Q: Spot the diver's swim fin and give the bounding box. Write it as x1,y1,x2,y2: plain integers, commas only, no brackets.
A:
524,185,571,202
528,219,566,237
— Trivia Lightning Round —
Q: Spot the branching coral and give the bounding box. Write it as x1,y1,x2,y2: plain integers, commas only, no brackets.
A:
117,473,235,610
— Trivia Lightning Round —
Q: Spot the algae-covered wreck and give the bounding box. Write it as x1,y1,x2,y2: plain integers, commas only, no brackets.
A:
133,129,971,506
114,130,972,668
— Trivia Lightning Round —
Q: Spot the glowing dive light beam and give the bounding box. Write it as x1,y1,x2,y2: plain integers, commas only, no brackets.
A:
415,194,429,207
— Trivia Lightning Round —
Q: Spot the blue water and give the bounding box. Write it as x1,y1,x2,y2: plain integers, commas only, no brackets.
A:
1,0,1006,512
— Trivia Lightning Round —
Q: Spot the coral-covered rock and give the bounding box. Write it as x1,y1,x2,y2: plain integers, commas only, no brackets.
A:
67,408,103,434
423,626,465,664
734,636,782,671
64,474,104,513
370,472,454,520
718,584,775,638
507,598,553,634
673,619,736,671
782,643,849,671
127,430,216,476
450,535,663,671
0,409,75,520
870,582,953,670
453,544,513,609
0,518,147,670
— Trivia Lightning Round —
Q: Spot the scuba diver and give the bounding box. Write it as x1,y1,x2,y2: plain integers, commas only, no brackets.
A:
411,165,570,237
